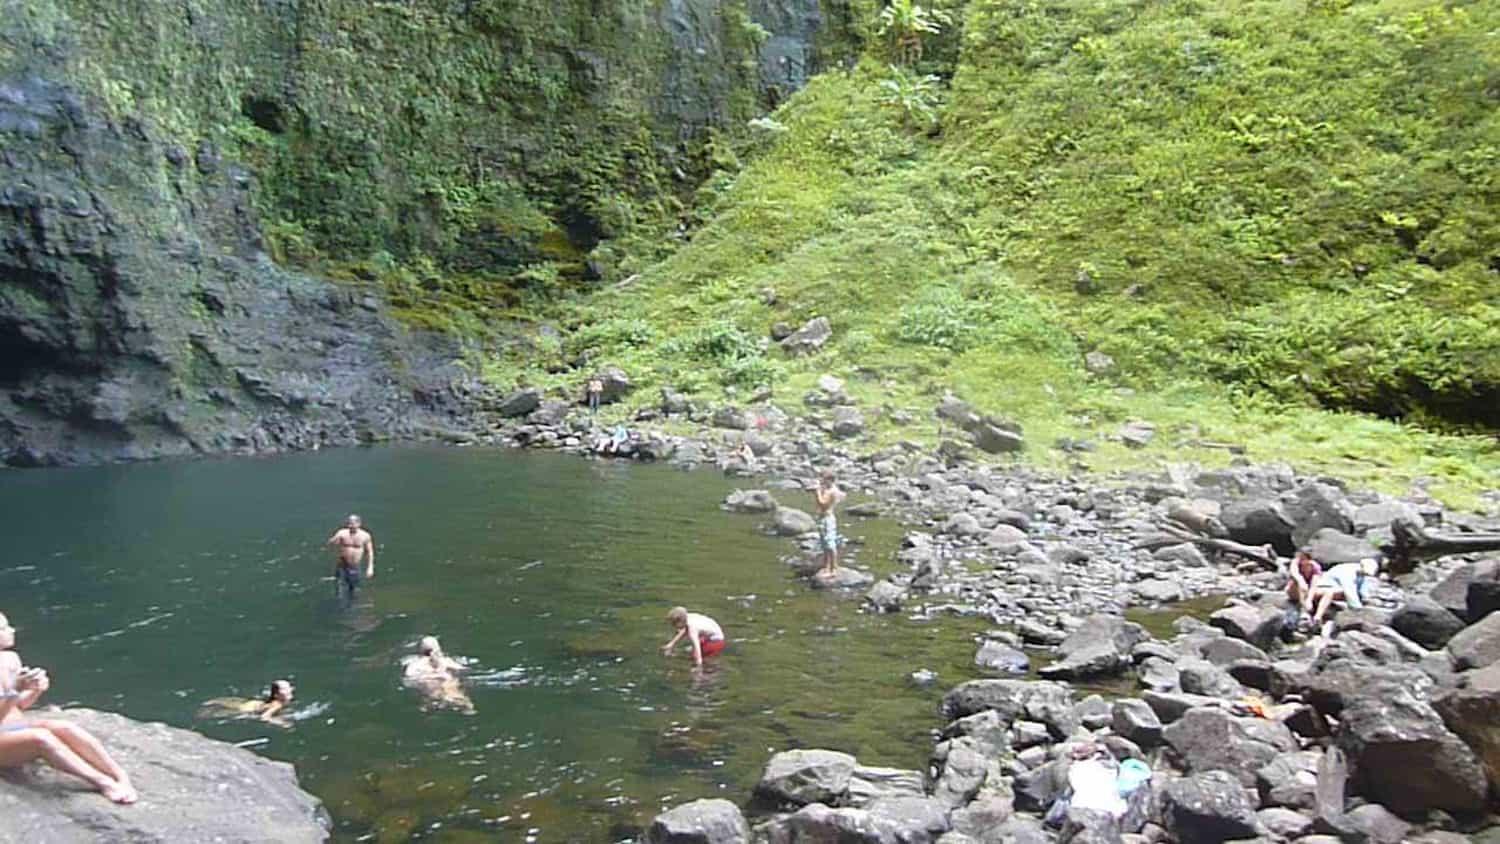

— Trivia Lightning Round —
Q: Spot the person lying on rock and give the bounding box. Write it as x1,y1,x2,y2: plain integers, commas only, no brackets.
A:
402,636,474,714
198,679,296,727
0,611,138,804
661,607,727,667
1309,557,1380,631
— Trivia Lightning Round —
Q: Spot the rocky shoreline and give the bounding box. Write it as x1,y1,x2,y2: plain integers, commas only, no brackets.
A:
476,377,1498,843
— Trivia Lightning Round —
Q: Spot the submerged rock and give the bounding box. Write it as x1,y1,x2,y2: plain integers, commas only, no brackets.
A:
0,708,329,843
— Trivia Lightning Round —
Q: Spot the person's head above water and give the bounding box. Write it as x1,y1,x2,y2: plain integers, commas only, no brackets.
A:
345,514,362,530
418,636,443,657
667,607,689,629
267,679,295,703
0,611,13,650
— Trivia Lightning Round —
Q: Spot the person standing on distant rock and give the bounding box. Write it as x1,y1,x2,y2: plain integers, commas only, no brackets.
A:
0,611,138,804
326,514,375,604
586,377,604,415
661,607,727,667
814,470,846,578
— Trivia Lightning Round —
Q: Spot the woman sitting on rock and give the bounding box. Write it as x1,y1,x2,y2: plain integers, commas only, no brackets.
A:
198,679,297,727
0,611,138,804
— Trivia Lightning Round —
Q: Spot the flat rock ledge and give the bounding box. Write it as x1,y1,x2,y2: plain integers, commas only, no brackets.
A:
0,708,330,844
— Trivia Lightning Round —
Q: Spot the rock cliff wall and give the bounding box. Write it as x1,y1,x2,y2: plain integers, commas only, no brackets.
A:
0,0,853,465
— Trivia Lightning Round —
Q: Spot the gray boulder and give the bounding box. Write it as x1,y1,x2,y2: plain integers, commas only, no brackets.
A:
1427,563,1475,620
724,489,778,514
940,680,1077,738
756,749,857,807
1111,699,1163,748
660,387,694,415
948,795,1019,841
772,507,817,537
1447,610,1500,670
1208,603,1285,650
929,736,1006,809
944,513,983,537
1132,579,1184,605
1039,615,1149,680
971,423,1024,454
1177,657,1245,699
495,387,541,417
712,406,750,430
1220,498,1293,551
529,399,570,426
1287,482,1355,548
1256,807,1313,840
779,317,832,356
1059,807,1122,843
645,798,750,844
830,407,865,439
1390,595,1466,649
1304,527,1377,565
592,366,632,403
1318,803,1412,844
975,641,1030,675
0,708,329,844
761,797,950,844
1337,690,1487,813
809,568,874,590
1153,543,1210,568
1469,559,1500,622
1162,706,1296,786
1432,685,1500,801
865,580,907,613
847,766,925,808
1255,750,1321,810
1162,770,1259,843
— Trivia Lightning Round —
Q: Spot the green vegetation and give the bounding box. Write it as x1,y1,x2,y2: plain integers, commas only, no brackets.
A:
499,0,1498,507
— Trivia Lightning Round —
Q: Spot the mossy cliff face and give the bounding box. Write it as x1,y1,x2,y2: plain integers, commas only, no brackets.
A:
0,0,852,464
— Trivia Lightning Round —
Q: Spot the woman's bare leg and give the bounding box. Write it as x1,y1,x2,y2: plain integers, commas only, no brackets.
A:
0,728,132,803
34,721,134,797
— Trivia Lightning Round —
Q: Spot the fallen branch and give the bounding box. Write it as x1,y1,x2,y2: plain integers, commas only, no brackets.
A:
1382,517,1500,575
1136,523,1279,570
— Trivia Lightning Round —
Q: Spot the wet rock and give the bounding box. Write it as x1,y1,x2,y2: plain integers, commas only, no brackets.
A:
1039,615,1148,680
779,317,832,357
495,388,541,417
1162,770,1259,842
756,749,857,807
761,797,951,844
1162,707,1296,786
771,507,817,536
1111,699,1163,748
0,708,329,843
940,680,1077,737
724,489,778,513
1336,689,1487,813
645,798,749,844
975,641,1030,675
1208,603,1285,650
1390,596,1466,649
1447,611,1500,670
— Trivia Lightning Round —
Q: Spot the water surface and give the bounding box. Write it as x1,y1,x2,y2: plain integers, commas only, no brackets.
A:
0,446,988,841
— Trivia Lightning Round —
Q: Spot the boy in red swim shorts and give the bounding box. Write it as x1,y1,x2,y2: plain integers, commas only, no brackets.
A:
661,606,727,666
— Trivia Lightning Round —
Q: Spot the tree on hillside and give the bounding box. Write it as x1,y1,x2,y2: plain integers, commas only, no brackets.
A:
878,0,952,66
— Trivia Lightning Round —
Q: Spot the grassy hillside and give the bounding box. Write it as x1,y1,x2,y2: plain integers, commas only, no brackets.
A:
496,0,1499,506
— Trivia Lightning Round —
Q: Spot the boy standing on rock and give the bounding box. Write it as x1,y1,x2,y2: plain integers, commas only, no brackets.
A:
814,470,845,578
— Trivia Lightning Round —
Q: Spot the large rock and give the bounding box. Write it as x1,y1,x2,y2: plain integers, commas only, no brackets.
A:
1038,615,1149,680
1220,498,1293,552
724,489,778,514
1432,686,1500,801
711,406,750,430
864,580,907,613
1111,699,1163,748
1447,611,1500,671
1304,527,1377,565
0,708,329,843
1162,770,1260,843
929,736,1005,808
645,799,750,844
779,317,832,357
592,366,633,403
975,641,1029,675
1336,690,1487,813
1390,596,1466,649
1427,563,1476,620
756,749,857,807
529,399,571,426
771,507,817,537
940,680,1077,738
495,387,541,417
847,766,925,808
1255,750,1321,810
1287,482,1355,548
1469,559,1500,622
830,407,865,439
1208,603,1285,651
1269,655,1432,716
760,797,950,844
971,423,1024,455
1162,706,1296,786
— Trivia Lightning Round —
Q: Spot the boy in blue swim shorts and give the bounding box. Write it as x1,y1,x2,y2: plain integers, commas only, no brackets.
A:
814,470,845,578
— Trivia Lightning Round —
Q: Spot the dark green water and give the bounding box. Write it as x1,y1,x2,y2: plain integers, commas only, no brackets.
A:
0,446,987,842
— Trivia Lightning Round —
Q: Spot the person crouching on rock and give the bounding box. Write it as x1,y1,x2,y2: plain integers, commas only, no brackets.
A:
1284,549,1322,623
1309,557,1380,633
0,611,138,804
198,679,296,727
661,607,726,667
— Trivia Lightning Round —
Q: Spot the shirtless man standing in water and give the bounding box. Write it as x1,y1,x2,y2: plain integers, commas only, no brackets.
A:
327,515,375,602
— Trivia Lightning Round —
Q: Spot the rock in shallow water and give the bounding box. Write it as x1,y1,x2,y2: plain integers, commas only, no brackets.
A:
0,708,329,844
645,798,749,844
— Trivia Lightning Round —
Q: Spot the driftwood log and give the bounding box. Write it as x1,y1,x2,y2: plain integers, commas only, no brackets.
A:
1135,522,1279,570
1382,516,1500,575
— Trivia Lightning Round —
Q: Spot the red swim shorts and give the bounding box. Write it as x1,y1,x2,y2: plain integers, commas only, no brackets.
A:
699,636,727,658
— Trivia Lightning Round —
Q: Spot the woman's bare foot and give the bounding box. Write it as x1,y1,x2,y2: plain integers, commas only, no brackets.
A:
101,778,138,805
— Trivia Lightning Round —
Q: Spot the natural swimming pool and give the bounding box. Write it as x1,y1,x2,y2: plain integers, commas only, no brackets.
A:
0,445,991,841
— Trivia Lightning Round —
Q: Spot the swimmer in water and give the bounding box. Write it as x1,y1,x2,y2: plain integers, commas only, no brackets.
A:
199,679,297,727
326,514,375,604
402,636,474,714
